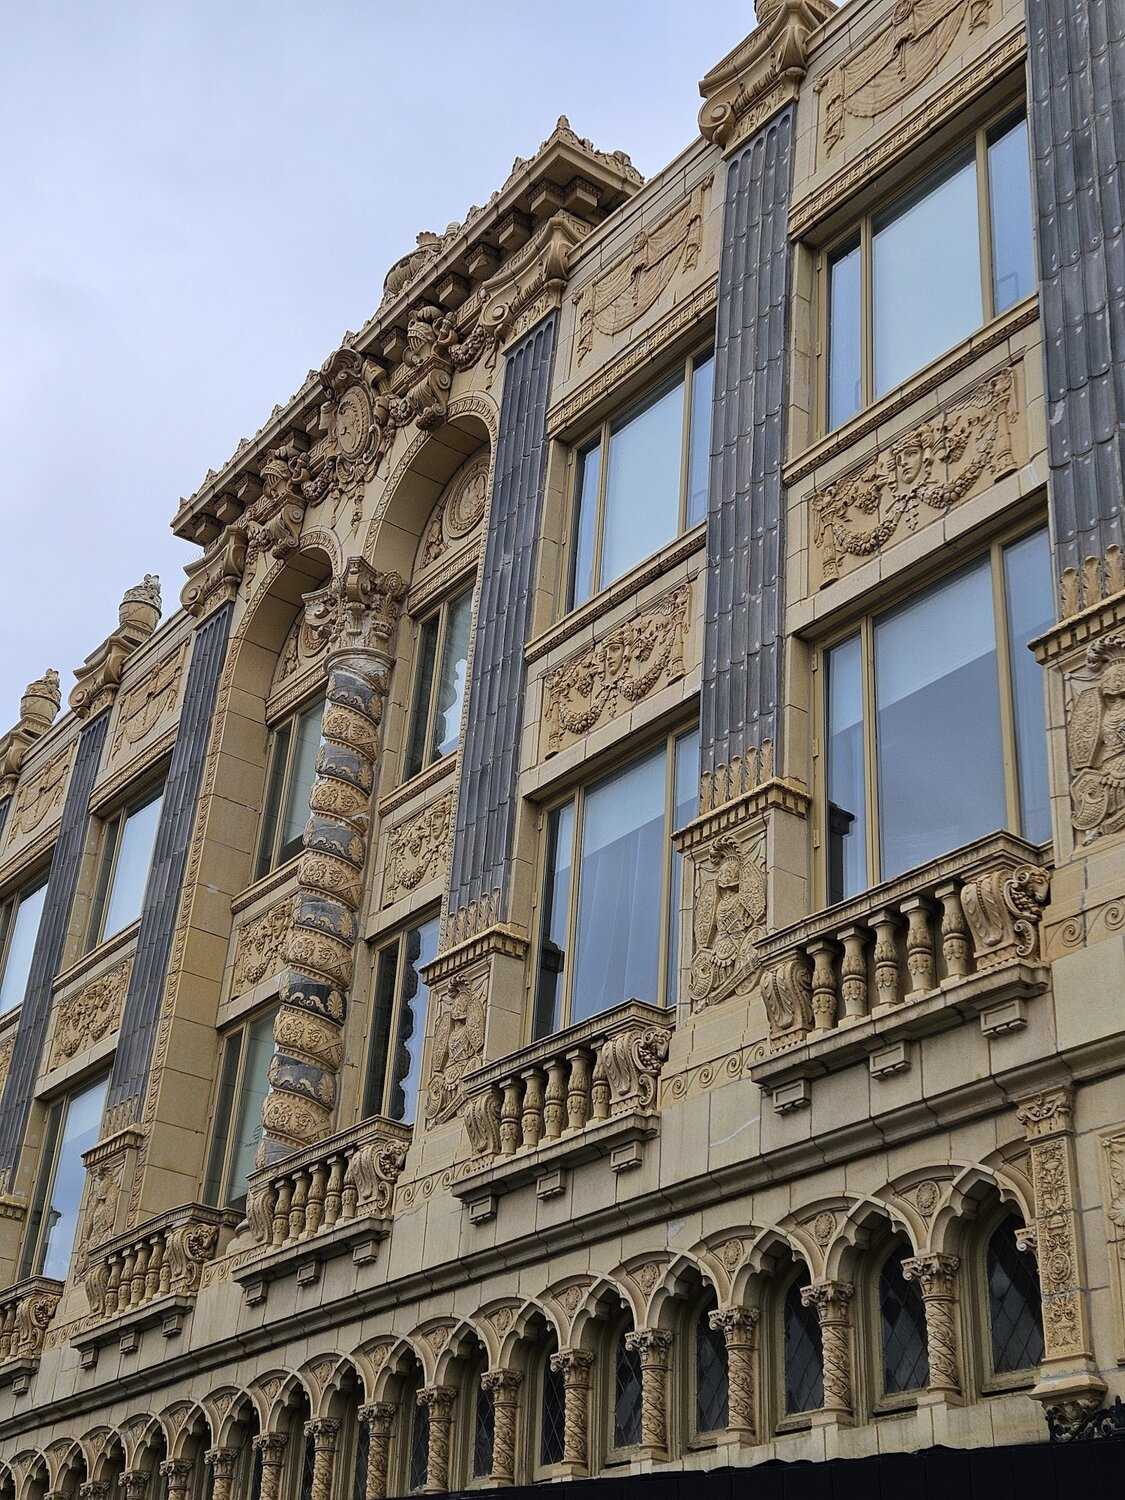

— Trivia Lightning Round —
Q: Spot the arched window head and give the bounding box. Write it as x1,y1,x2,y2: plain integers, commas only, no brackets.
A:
612,1325,643,1450
539,1336,565,1468
879,1247,928,1395
987,1212,1044,1374
783,1273,823,1415
694,1297,728,1434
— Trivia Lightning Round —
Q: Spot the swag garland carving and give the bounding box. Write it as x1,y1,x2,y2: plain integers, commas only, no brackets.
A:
8,743,73,842
688,831,768,1010
812,366,1019,585
110,644,186,759
231,900,296,998
382,794,453,908
543,584,691,754
50,959,133,1067
815,0,992,158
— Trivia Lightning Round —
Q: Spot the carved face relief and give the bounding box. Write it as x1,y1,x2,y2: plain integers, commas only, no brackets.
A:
419,457,490,570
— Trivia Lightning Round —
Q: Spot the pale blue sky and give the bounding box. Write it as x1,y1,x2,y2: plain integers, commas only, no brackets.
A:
0,1,754,725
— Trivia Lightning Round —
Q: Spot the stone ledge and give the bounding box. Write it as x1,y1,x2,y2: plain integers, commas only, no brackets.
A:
71,1293,196,1370
233,1214,394,1306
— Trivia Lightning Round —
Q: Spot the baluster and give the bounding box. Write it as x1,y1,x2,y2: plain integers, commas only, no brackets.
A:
146,1235,164,1299
500,1080,522,1155
158,1235,173,1295
838,926,868,1022
590,1052,610,1120
869,910,900,1009
566,1050,592,1129
934,880,970,978
305,1163,328,1237
131,1241,150,1306
521,1069,545,1149
0,1304,13,1361
900,896,935,994
324,1155,345,1227
543,1059,566,1139
289,1171,309,1241
272,1179,292,1247
104,1256,121,1316
119,1249,137,1309
808,939,839,1031
340,1155,358,1220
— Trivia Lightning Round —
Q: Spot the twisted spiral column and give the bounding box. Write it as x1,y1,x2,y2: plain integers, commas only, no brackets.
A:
709,1306,759,1441
418,1386,456,1492
801,1281,854,1421
205,1449,238,1500
305,1419,341,1500
358,1403,397,1500
902,1253,961,1397
625,1329,674,1456
550,1349,594,1472
251,1435,287,1500
481,1370,522,1484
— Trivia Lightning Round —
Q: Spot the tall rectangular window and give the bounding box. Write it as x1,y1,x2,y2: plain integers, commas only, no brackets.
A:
568,349,713,609
254,697,324,879
88,784,164,946
22,1074,107,1280
201,1006,278,1209
0,877,48,1015
531,727,697,1037
820,527,1052,894
403,585,474,782
825,109,1035,428
363,915,439,1125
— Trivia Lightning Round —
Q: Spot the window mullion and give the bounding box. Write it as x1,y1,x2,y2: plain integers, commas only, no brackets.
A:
275,731,298,870
976,128,995,324
425,604,447,766
991,543,1022,835
677,358,693,535
221,1029,250,1204
383,932,407,1117
563,793,582,1029
658,736,675,1006
862,615,880,886
592,424,610,596
861,218,874,407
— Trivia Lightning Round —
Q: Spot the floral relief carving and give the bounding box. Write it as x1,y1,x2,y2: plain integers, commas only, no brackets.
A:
688,830,767,1011
231,899,295,997
543,584,691,756
574,183,706,364
1064,630,1125,843
50,960,132,1068
1018,1088,1091,1364
110,644,186,759
382,794,453,908
815,0,992,159
1100,1131,1125,1361
9,744,73,841
419,457,490,568
811,365,1019,587
425,972,488,1127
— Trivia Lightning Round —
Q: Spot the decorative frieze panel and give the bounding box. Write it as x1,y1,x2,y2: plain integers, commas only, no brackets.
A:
109,643,186,763
0,1277,62,1391
1062,628,1125,846
49,959,132,1068
811,364,1021,588
381,793,453,908
230,899,295,998
7,743,74,843
687,830,767,1013
573,182,707,365
418,457,490,571
698,0,833,151
541,583,691,756
424,969,488,1127
815,0,992,161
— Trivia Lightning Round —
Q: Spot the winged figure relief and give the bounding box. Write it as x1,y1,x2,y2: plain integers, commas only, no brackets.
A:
688,834,767,1009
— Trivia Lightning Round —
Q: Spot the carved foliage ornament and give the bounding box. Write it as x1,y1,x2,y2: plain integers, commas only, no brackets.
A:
816,0,992,158
425,972,487,1126
544,584,691,755
1065,630,1125,844
50,959,132,1068
231,899,295,997
811,366,1019,586
420,458,490,569
688,830,767,1010
70,576,163,719
383,794,453,908
0,669,60,798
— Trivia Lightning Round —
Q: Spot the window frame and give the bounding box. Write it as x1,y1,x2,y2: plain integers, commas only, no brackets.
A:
773,1263,820,1435
974,1203,1044,1395
529,1333,566,1480
813,517,1050,904
253,690,326,881
529,722,697,1040
86,777,165,950
868,1237,928,1415
0,871,49,1017
563,343,713,615
20,1072,108,1281
816,103,1033,434
362,912,440,1125
201,1002,279,1210
402,578,476,786
685,1289,727,1449
604,1315,643,1465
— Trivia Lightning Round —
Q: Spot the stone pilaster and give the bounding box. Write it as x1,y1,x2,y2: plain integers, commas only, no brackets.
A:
304,1418,340,1500
417,1385,456,1492
902,1254,962,1399
480,1370,521,1485
1016,1087,1106,1433
550,1349,594,1474
801,1281,854,1423
624,1328,673,1457
709,1306,759,1443
205,1448,238,1500
251,1434,287,1500
257,560,404,1167
358,1402,396,1500
157,1462,191,1500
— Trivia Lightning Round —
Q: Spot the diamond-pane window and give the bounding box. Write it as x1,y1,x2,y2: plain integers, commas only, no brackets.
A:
880,1250,929,1395
351,1420,369,1500
473,1380,494,1478
695,1304,729,1432
540,1349,566,1466
784,1276,823,1414
613,1332,643,1448
988,1213,1045,1374
409,1401,429,1492
299,1435,315,1500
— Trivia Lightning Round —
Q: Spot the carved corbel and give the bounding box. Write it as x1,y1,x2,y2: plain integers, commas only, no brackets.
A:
344,1134,409,1216
475,210,592,350
960,861,1050,969
0,670,60,799
180,528,247,617
698,0,835,150
69,577,162,718
592,1025,671,1114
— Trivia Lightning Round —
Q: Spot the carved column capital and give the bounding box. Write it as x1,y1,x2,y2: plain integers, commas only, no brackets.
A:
901,1253,960,1299
304,1417,341,1450
551,1347,595,1471
118,1474,149,1500
710,1305,759,1441
158,1461,192,1495
205,1448,238,1500
79,1484,110,1500
801,1280,854,1419
358,1401,398,1435
550,1347,594,1381
305,1417,341,1500
902,1254,962,1396
482,1369,522,1485
1017,1086,1074,1140
481,1368,523,1398
358,1403,397,1500
418,1386,456,1492
625,1328,673,1454
708,1305,759,1345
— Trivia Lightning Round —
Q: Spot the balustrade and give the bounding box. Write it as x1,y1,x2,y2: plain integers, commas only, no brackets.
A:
0,1276,62,1389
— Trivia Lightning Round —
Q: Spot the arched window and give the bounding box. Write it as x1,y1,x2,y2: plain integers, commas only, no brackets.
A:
693,1296,728,1435
783,1273,823,1415
611,1322,643,1452
879,1247,928,1396
407,1401,429,1494
471,1370,494,1481
538,1336,566,1469
987,1212,1044,1374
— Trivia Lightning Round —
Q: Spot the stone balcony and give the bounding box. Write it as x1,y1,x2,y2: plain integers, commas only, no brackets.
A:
453,999,673,1222
233,1115,412,1305
74,1202,235,1367
751,833,1051,1111
0,1276,63,1393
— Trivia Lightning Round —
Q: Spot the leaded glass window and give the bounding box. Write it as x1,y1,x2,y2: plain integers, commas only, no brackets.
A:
472,1380,494,1480
299,1434,315,1500
880,1251,929,1395
408,1401,429,1492
540,1348,566,1466
988,1214,1045,1374
784,1276,823,1415
613,1331,643,1449
695,1303,728,1433
351,1420,369,1500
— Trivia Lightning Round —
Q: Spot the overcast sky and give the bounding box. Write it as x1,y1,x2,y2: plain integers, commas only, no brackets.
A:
0,1,755,728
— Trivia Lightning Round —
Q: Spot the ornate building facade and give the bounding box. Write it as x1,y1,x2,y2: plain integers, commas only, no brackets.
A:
0,0,1122,1493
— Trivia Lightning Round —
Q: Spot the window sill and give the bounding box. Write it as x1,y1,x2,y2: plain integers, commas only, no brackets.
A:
52,917,142,998
230,853,303,919
380,748,458,818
